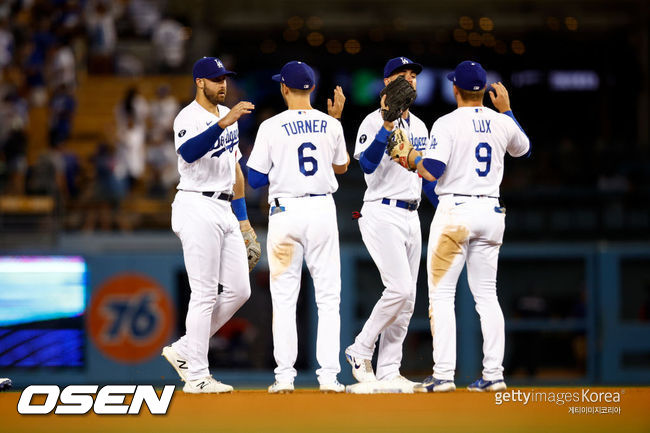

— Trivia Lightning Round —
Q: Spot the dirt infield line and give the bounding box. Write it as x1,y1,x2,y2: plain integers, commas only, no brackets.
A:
1,387,648,433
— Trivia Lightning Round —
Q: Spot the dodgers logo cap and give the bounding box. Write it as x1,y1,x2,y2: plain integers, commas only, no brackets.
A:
447,60,487,91
272,61,316,90
384,56,423,78
192,57,236,80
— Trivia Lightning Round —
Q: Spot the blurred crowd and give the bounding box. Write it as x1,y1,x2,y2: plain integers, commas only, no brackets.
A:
0,0,648,238
0,0,188,232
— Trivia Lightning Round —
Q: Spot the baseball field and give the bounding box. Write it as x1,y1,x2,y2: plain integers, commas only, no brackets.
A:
1,387,648,433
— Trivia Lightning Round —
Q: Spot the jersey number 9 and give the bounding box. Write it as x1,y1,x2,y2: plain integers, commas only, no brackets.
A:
298,142,318,176
475,142,492,177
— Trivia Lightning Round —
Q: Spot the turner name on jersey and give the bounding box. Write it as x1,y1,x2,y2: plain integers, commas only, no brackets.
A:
281,119,329,136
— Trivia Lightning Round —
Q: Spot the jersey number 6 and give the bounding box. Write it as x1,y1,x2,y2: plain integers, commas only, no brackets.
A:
475,142,492,177
298,142,318,176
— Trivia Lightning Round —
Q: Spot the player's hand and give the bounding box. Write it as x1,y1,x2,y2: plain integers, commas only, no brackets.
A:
218,101,255,128
380,94,394,131
488,82,511,113
240,222,261,272
327,86,345,119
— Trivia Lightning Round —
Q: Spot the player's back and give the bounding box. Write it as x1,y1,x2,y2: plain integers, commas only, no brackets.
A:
429,106,529,197
251,109,348,202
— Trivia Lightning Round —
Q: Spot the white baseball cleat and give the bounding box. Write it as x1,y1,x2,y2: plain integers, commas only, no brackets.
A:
345,347,376,383
162,345,189,382
182,376,233,394
0,378,12,391
319,380,345,393
268,381,294,394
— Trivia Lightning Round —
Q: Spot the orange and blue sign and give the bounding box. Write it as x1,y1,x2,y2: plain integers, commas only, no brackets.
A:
88,273,174,364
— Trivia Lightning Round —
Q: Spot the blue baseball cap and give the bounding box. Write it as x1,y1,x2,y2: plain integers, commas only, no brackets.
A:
192,57,236,80
447,60,487,91
383,56,423,78
272,61,315,90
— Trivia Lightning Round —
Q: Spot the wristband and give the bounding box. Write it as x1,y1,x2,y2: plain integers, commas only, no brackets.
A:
231,197,248,221
413,155,423,168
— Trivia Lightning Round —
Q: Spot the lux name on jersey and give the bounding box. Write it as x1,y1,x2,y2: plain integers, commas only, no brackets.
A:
281,119,328,136
473,119,492,133
212,129,239,158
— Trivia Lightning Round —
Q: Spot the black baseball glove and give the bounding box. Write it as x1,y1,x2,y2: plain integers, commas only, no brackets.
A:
379,76,417,122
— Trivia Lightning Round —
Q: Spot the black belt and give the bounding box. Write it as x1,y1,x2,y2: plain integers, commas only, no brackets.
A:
381,198,418,211
453,194,499,199
202,191,234,201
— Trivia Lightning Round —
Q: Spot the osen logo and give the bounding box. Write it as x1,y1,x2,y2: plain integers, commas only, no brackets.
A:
17,385,175,415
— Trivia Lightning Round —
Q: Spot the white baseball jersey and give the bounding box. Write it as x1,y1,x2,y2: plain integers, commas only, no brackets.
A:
248,109,347,201
354,109,428,202
173,100,241,193
424,106,529,197
248,108,346,386
168,100,250,383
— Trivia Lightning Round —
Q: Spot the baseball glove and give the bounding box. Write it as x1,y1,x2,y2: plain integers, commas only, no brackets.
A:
387,129,416,171
379,76,417,122
241,228,261,272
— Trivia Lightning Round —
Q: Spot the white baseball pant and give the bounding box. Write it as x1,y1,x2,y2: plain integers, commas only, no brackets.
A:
267,195,341,385
170,190,251,381
347,200,421,380
427,194,506,381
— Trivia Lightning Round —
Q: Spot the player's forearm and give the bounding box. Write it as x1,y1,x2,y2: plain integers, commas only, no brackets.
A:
416,158,446,182
177,123,224,163
422,179,439,207
233,162,246,199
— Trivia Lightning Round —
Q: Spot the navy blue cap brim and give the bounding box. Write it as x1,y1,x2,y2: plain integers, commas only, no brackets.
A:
446,71,455,82
271,74,282,82
386,62,423,77
201,70,236,79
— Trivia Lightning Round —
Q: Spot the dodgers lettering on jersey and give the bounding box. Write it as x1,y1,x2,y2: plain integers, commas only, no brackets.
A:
424,106,530,197
212,129,239,158
354,109,429,202
248,109,347,203
173,100,241,193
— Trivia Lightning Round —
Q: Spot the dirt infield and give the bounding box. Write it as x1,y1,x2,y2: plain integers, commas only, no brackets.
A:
2,387,648,433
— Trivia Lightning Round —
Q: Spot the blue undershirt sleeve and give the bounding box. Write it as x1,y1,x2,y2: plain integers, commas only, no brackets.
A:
503,110,531,158
248,168,270,189
422,179,439,207
178,123,225,163
422,158,446,180
359,127,391,174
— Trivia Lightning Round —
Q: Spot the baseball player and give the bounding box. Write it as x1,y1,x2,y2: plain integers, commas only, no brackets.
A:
345,57,438,394
161,57,261,394
389,60,530,392
247,61,349,393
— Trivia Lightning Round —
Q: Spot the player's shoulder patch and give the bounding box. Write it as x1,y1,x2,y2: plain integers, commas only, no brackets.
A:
359,134,367,144
178,129,186,137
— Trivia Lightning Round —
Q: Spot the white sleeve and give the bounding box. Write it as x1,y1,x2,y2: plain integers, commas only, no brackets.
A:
173,115,195,151
353,114,379,160
247,122,272,174
332,120,348,165
505,116,530,158
424,119,452,164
